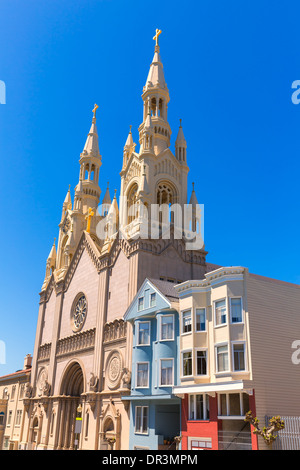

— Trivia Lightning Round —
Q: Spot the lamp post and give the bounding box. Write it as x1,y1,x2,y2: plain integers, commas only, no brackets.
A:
74,404,82,450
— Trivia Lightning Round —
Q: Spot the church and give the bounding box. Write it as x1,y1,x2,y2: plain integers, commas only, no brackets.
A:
1,29,300,452
17,29,210,450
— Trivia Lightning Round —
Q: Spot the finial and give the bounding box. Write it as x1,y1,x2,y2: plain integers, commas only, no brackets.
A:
114,189,117,198
53,237,56,245
153,28,162,46
68,184,71,191
92,103,99,118
129,125,132,134
192,182,195,191
179,118,182,127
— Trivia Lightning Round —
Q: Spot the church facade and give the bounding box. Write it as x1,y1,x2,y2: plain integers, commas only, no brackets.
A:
18,30,209,450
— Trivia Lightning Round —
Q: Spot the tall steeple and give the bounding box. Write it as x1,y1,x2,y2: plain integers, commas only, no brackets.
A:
78,104,102,213
175,119,187,164
139,29,171,156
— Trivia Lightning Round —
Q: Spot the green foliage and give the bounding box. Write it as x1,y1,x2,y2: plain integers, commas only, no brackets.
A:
244,411,285,446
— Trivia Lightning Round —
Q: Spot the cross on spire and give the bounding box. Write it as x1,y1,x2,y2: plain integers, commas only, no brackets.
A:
92,103,99,118
153,28,162,46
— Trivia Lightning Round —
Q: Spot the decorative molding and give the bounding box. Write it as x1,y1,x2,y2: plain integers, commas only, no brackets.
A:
56,328,96,358
38,343,51,361
103,319,127,344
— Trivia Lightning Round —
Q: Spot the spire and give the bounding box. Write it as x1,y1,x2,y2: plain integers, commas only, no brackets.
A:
102,182,111,216
64,185,72,210
124,125,134,149
82,104,101,159
189,182,199,205
175,119,187,163
140,29,171,155
78,105,102,211
145,29,167,91
102,182,111,205
48,238,57,264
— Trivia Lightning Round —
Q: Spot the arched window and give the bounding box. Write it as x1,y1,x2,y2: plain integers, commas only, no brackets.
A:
127,183,139,224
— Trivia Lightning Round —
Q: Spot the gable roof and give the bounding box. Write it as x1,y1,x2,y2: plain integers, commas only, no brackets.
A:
124,277,179,321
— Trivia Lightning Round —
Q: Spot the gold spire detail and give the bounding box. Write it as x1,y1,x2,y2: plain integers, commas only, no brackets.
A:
92,104,99,118
153,28,162,46
85,207,94,233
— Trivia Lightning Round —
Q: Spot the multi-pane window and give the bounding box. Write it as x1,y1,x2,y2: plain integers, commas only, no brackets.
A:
150,293,156,307
196,350,207,375
7,411,12,425
215,300,227,326
230,298,243,323
135,406,148,434
138,297,144,311
233,343,246,371
182,351,193,376
160,315,174,341
189,394,210,420
216,344,229,372
160,359,173,386
0,412,4,425
137,321,150,346
196,308,206,332
218,393,250,417
136,363,149,388
182,310,192,334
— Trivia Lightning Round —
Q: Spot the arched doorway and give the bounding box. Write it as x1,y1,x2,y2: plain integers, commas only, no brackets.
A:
56,361,85,450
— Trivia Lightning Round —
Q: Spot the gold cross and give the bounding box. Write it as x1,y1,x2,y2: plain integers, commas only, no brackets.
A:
85,207,94,233
92,103,99,118
153,29,162,46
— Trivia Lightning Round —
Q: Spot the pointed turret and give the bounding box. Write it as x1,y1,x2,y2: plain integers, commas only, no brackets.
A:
123,125,136,168
175,119,187,164
61,185,72,222
78,105,102,213
144,38,167,91
139,29,171,155
102,182,111,216
82,106,101,159
189,182,199,206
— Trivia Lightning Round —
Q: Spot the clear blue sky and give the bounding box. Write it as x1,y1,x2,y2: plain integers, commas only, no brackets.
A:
0,0,300,375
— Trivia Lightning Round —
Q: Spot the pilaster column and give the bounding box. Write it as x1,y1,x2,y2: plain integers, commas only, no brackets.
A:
57,397,66,450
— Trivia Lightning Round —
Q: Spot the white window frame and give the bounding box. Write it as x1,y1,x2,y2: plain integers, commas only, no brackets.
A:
150,292,156,308
159,358,174,387
135,406,149,435
138,297,144,312
181,349,193,378
136,320,151,346
181,309,192,335
214,298,228,327
136,362,150,389
217,392,248,419
231,341,247,372
215,342,230,373
195,307,206,332
195,348,208,377
230,297,244,324
159,314,175,342
188,393,210,421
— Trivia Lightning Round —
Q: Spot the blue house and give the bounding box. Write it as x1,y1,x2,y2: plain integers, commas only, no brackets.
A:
123,278,181,450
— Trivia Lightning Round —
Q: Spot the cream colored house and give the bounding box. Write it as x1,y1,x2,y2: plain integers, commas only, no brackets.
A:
0,355,32,450
173,267,300,450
